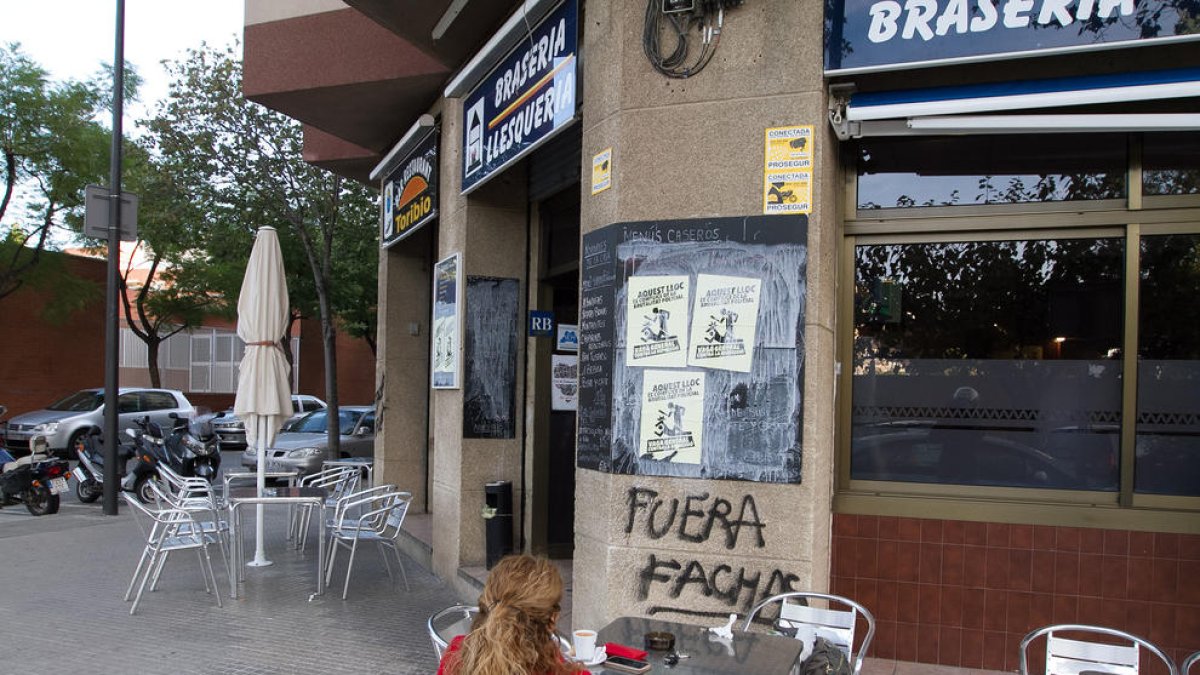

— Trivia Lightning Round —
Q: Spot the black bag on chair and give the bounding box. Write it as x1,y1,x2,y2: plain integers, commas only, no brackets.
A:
799,637,852,675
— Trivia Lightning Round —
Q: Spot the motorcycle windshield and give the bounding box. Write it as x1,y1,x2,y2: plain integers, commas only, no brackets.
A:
0,449,14,464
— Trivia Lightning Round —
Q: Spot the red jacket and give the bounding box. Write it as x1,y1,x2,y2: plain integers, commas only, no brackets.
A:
436,635,587,675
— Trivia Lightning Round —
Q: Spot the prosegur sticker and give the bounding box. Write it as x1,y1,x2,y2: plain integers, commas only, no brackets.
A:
626,275,689,368
591,147,612,195
763,125,813,215
687,274,761,372
639,369,704,464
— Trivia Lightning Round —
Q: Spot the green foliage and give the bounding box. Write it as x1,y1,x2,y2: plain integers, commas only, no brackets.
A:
145,42,379,446
0,42,111,314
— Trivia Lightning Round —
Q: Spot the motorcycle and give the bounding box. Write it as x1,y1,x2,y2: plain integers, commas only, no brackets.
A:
121,413,220,503
0,435,70,515
72,427,136,503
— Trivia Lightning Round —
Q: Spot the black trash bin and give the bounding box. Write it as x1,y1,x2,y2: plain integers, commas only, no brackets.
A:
483,480,513,569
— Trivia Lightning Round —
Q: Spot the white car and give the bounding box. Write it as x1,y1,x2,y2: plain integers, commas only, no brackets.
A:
212,394,326,449
3,388,194,457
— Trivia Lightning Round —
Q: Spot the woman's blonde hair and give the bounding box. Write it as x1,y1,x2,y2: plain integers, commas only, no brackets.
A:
442,555,575,675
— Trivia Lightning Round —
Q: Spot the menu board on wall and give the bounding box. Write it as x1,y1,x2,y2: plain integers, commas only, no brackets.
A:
463,276,519,438
577,215,809,483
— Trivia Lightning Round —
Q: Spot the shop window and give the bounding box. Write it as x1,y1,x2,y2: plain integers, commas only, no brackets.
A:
852,237,1124,491
1143,132,1200,196
1136,233,1200,496
856,135,1126,210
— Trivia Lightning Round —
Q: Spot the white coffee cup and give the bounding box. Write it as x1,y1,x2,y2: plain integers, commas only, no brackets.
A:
573,629,598,661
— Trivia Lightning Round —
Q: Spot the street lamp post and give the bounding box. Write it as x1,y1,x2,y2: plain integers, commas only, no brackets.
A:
102,0,126,515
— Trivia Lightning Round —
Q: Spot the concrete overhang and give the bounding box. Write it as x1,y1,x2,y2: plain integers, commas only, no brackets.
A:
243,1,515,183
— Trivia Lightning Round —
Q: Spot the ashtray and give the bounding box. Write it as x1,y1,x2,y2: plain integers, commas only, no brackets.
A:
644,631,676,651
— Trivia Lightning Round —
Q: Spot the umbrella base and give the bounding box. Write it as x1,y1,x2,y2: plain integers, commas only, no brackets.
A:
247,558,274,567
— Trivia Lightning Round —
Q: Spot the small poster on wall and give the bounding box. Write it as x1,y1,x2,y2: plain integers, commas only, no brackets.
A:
762,125,813,215
551,354,578,411
625,275,689,368
687,274,762,372
639,369,705,464
431,253,462,389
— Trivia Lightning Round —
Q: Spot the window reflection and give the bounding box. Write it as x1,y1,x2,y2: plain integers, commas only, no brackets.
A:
1143,133,1200,196
852,238,1124,491
857,136,1126,210
1136,233,1200,496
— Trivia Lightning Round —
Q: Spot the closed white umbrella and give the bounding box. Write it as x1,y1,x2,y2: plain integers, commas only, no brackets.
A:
233,226,291,567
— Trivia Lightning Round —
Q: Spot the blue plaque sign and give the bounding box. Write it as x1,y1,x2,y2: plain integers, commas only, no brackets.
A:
825,0,1200,73
529,310,555,337
461,0,578,194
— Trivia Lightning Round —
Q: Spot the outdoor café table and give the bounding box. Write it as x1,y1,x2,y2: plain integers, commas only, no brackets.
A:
221,468,301,499
226,485,328,600
222,469,303,543
593,616,804,674
321,457,374,486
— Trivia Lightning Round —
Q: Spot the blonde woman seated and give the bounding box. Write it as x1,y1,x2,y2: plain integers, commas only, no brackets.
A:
437,555,585,675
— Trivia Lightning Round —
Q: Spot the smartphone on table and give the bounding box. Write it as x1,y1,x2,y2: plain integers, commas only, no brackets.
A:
603,655,652,673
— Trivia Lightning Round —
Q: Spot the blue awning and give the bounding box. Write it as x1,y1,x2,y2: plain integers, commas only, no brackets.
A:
830,67,1200,138
847,68,1200,121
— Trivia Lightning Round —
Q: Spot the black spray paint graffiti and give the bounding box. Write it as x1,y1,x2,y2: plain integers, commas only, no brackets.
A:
626,487,800,615
625,487,766,550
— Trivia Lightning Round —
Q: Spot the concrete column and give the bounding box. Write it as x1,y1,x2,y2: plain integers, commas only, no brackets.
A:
374,226,433,512
573,0,837,630
431,98,530,594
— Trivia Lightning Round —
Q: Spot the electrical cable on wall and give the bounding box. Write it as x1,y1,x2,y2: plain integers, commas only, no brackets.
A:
643,0,745,79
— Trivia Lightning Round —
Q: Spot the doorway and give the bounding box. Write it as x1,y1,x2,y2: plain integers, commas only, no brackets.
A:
537,187,579,558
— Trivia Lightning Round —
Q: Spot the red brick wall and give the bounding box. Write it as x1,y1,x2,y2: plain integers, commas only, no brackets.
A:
832,514,1199,673
0,255,106,417
296,317,375,406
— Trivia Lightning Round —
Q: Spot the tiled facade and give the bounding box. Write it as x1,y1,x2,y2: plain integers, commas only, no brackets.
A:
832,514,1200,673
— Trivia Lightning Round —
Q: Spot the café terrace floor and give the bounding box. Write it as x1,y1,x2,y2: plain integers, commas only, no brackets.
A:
400,514,1008,675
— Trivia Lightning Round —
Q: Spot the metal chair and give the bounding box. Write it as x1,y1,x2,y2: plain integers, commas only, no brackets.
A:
743,591,876,675
121,490,223,614
428,604,479,658
321,484,399,550
151,467,230,574
294,465,360,550
1183,651,1200,675
325,491,412,599
1019,624,1179,675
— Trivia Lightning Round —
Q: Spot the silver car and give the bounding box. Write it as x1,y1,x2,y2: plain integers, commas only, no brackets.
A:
240,405,374,476
3,388,195,456
212,394,327,449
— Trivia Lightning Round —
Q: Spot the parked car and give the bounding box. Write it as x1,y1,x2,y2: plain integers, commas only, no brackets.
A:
240,405,374,476
213,394,327,449
3,388,194,457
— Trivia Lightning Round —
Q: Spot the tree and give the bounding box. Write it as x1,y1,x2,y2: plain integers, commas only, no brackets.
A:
146,42,379,457
101,142,234,387
0,43,110,301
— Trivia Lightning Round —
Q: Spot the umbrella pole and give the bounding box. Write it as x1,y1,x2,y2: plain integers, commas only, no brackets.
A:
248,415,273,567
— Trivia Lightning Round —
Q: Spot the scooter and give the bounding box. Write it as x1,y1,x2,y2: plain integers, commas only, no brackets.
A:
0,435,70,515
121,413,220,503
72,427,135,503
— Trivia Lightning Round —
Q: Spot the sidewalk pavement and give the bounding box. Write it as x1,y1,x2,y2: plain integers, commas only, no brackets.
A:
0,494,458,674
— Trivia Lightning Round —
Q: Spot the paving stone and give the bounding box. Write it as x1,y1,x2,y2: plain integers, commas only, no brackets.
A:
0,473,459,674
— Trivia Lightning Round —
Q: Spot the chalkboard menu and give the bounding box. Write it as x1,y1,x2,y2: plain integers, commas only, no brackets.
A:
577,215,808,483
464,276,520,439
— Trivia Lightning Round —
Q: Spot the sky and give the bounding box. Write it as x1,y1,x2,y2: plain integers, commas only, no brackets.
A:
0,0,244,122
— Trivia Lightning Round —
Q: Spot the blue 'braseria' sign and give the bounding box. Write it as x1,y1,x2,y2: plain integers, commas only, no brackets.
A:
825,0,1200,73
461,0,578,194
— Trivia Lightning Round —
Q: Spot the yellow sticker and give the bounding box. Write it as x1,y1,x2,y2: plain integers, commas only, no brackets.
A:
763,125,813,214
591,147,612,195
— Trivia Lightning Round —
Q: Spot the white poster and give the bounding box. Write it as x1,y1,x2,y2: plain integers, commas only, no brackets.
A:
687,274,762,372
431,253,461,389
625,275,689,368
639,370,704,464
551,354,578,411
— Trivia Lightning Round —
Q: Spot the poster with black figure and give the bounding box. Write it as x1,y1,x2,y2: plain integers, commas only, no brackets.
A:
577,214,808,484
625,275,689,368
688,274,762,373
